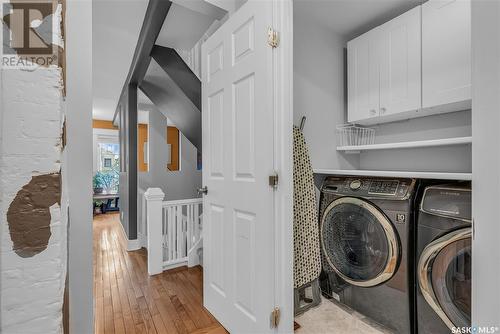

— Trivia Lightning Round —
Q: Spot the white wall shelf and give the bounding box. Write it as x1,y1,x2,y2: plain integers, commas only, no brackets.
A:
313,168,472,181
337,136,472,153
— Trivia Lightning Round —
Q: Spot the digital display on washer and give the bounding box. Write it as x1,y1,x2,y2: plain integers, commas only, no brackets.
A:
368,180,399,195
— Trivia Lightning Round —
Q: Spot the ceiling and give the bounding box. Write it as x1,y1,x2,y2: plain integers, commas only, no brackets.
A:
93,0,422,121
92,0,148,121
294,0,423,41
156,1,226,50
93,0,224,121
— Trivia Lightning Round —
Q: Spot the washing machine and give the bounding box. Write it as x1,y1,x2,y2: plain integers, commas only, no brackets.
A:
318,176,417,334
416,184,471,334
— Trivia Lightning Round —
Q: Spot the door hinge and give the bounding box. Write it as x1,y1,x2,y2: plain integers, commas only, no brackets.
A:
267,27,279,48
270,307,281,328
269,173,279,189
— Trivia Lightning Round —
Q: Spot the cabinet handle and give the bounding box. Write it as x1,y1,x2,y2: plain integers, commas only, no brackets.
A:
369,109,377,115
380,107,387,114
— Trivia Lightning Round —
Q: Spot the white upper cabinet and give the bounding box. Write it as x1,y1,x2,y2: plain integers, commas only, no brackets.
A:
422,0,471,109
348,6,421,124
379,6,421,117
347,29,380,123
347,0,471,124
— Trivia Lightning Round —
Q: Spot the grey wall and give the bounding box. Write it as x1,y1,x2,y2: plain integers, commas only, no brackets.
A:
138,108,201,201
293,12,358,170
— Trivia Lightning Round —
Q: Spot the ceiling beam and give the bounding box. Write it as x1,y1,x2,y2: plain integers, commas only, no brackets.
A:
139,73,202,151
151,45,201,110
113,0,172,124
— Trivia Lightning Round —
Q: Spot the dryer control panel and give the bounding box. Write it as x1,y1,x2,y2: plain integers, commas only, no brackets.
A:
322,177,415,200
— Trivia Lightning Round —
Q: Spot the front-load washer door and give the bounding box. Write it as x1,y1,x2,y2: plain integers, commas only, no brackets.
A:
418,228,472,330
320,197,400,287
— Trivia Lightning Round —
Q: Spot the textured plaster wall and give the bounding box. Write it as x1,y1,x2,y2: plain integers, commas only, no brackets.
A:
0,5,68,334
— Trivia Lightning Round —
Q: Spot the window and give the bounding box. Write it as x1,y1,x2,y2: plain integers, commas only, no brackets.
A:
98,143,120,172
97,142,120,192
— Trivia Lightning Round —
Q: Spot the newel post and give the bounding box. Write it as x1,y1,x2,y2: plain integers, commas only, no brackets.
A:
144,187,165,275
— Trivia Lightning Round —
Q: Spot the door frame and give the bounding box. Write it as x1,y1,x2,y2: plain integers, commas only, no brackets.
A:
270,0,294,332
471,0,500,328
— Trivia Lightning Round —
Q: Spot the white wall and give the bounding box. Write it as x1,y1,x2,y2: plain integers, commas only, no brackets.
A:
0,3,71,333
293,11,358,170
0,67,68,334
360,110,472,172
471,0,500,328
294,3,472,175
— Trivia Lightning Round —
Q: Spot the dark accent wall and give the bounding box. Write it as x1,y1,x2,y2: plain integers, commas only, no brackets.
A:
118,85,138,240
127,84,138,240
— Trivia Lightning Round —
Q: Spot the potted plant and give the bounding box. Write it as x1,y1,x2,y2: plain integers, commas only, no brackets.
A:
93,173,104,194
99,172,118,193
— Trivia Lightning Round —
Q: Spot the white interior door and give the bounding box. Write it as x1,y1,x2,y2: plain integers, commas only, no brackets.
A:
201,1,276,333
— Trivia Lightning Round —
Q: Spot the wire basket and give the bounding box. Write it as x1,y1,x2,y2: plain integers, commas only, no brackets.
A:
336,124,375,147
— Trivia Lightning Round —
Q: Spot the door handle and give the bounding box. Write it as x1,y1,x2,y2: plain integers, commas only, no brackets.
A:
369,109,377,116
197,186,208,195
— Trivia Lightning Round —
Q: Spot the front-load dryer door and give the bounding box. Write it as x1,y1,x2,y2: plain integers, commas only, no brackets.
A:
418,227,472,330
320,197,400,287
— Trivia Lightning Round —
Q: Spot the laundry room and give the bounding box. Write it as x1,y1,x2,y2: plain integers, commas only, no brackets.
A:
292,0,472,333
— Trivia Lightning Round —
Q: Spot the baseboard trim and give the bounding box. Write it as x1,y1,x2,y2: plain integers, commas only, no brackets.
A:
117,220,141,251
127,238,141,251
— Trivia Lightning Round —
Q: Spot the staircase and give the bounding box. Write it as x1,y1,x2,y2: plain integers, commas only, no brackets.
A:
140,46,202,151
138,19,222,152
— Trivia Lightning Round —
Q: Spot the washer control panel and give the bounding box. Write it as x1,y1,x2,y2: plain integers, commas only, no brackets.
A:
322,177,414,199
368,180,399,195
349,179,362,190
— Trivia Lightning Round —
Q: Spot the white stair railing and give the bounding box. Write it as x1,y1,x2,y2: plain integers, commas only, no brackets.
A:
144,188,203,275
162,198,203,270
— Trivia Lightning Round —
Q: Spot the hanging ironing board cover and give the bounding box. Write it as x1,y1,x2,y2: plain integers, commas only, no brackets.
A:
293,126,321,288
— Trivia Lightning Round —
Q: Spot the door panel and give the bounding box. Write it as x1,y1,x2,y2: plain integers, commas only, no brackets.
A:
209,204,226,296
202,1,275,332
233,73,255,180
208,91,224,178
379,6,421,116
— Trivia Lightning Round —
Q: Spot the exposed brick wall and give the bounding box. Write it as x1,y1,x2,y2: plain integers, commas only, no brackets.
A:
0,4,68,333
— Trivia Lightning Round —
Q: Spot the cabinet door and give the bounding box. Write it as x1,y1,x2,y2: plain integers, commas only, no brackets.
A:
422,0,471,108
379,6,421,117
347,30,380,123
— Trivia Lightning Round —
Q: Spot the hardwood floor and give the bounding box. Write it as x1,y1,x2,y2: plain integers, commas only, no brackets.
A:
93,213,227,334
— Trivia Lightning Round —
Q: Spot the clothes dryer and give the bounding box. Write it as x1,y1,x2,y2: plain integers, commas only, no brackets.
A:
416,184,471,333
